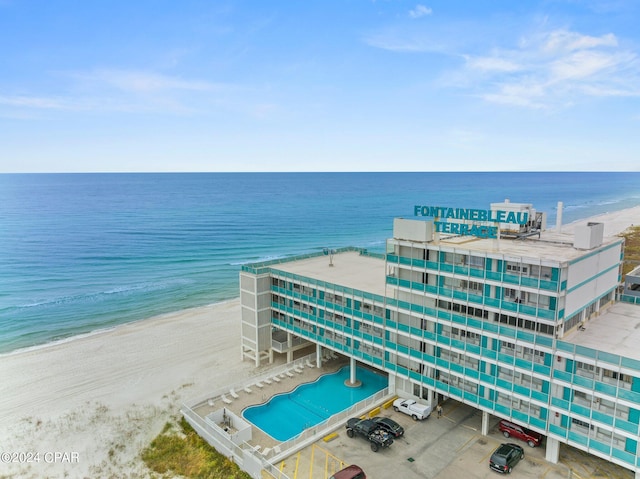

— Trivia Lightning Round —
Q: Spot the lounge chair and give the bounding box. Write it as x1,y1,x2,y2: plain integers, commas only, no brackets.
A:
230,389,239,399
261,447,272,457
294,366,303,373
221,394,233,404
272,376,281,382
207,399,215,407
244,386,252,393
264,378,272,385
255,381,264,388
286,370,295,378
306,359,315,368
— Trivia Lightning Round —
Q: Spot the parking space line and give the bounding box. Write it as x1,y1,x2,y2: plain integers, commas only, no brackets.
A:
538,466,552,478
479,447,494,464
292,452,300,478
309,443,315,479
455,435,477,452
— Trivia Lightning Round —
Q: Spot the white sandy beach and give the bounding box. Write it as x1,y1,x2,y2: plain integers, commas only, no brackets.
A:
1,205,639,478
0,300,260,478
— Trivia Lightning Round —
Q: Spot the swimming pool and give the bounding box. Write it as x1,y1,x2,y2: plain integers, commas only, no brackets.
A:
243,365,388,441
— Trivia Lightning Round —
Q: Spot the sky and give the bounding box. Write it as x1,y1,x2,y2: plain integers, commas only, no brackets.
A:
1,0,639,172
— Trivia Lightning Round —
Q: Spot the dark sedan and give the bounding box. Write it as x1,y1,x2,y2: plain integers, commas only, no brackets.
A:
372,417,404,438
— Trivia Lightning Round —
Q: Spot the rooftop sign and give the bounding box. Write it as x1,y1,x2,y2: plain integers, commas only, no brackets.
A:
413,205,529,239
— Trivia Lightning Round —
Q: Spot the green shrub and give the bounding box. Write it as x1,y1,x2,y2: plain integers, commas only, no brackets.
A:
142,417,252,479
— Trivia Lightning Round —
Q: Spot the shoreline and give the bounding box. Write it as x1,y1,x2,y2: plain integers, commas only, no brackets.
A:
3,204,638,359
0,298,240,359
2,204,639,477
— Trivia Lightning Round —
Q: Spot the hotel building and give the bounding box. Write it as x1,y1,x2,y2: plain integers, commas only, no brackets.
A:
239,201,640,477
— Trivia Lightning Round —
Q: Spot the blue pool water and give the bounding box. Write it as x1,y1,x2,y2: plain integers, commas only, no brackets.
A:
243,366,388,441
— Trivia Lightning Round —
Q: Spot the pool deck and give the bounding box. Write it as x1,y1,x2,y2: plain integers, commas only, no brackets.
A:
191,355,350,450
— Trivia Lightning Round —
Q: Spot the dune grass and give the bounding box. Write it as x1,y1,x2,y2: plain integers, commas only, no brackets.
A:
620,225,640,277
141,417,251,479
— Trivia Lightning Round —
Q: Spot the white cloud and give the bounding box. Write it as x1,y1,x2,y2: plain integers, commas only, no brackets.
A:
71,69,218,93
409,5,432,19
541,30,617,54
365,14,639,109
462,29,640,108
549,50,623,81
465,55,522,73
0,69,240,116
363,27,446,53
0,95,68,109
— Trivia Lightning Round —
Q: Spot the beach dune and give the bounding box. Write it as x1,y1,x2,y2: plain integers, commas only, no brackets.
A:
1,205,639,478
0,300,256,478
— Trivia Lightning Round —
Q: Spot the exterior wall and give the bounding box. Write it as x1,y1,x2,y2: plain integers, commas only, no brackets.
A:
565,243,624,318
240,271,273,365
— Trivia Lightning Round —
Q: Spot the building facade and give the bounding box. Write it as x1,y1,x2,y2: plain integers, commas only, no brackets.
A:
240,201,640,477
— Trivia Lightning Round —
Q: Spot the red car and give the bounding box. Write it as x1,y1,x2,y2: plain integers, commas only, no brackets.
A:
498,419,543,447
330,465,366,479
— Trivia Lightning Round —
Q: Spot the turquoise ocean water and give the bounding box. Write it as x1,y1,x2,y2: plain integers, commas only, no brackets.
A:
1,172,640,354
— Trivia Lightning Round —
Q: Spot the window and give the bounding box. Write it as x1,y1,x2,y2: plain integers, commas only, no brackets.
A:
574,390,589,401
565,313,582,331
506,263,529,274
461,330,479,340
504,288,518,299
576,361,595,372
501,340,515,351
468,255,484,268
603,369,633,384
571,418,594,430
461,280,483,292
495,314,554,336
523,347,545,362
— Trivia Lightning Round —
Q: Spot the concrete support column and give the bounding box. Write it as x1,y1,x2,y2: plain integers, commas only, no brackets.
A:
286,333,293,362
269,349,273,364
481,411,490,436
350,357,357,384
316,344,322,368
545,437,560,464
388,374,396,394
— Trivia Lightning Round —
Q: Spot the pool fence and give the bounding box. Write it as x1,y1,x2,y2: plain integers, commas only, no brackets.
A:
181,353,392,479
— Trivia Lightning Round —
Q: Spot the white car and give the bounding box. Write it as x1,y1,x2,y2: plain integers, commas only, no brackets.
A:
393,398,432,420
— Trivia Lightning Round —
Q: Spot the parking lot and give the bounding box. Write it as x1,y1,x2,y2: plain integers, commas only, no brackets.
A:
270,399,634,479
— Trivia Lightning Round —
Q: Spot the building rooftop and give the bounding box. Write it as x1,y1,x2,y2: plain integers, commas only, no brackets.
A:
563,302,640,362
426,228,622,264
272,251,387,297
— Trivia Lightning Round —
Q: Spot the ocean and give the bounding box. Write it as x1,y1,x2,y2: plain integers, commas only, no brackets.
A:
1,172,640,354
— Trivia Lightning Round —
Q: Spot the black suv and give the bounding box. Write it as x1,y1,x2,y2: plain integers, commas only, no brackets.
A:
489,443,524,474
